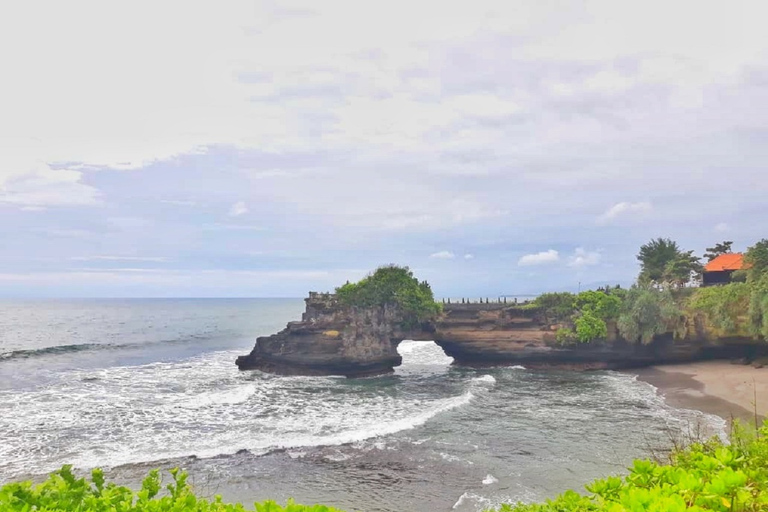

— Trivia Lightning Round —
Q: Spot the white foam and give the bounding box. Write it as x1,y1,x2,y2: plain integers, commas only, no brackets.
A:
452,491,494,511
472,375,496,385
0,347,478,478
483,474,498,485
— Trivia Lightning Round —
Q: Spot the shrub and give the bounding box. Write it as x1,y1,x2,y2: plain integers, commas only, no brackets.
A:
748,273,768,340
574,291,622,321
533,292,576,323
490,421,768,511
574,311,608,343
0,465,346,512
688,282,751,337
555,327,578,345
617,287,682,344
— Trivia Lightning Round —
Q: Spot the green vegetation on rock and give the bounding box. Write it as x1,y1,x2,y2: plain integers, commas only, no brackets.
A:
534,289,622,344
335,265,441,328
542,237,768,345
617,287,683,344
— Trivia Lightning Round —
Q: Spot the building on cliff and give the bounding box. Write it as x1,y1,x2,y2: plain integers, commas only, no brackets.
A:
702,253,746,286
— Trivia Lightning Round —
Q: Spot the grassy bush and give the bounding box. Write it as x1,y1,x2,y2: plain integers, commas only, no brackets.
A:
0,466,345,512
688,282,751,337
491,421,768,511
617,287,682,344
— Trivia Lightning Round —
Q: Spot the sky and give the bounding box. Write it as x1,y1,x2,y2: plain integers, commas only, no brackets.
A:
1,0,767,298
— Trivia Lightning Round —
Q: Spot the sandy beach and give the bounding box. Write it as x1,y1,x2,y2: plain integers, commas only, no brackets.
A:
634,361,768,425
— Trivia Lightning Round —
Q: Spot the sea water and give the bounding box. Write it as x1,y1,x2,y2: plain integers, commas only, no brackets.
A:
0,299,724,512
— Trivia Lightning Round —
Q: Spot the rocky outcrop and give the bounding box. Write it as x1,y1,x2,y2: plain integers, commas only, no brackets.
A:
434,303,768,369
235,293,432,377
236,294,768,377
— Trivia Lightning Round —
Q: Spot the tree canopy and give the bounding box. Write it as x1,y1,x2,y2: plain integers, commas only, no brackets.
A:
335,265,441,327
744,238,768,282
703,240,733,262
637,238,702,287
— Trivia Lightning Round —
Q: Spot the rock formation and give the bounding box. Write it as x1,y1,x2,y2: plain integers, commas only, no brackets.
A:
235,292,433,377
236,293,768,377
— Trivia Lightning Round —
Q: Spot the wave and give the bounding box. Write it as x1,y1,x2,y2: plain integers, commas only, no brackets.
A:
61,389,477,474
472,374,496,385
0,334,227,362
0,343,107,361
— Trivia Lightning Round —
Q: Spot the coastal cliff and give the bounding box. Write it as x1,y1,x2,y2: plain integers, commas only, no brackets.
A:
236,294,768,377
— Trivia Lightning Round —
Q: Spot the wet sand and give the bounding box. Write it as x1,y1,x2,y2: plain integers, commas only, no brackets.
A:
634,361,768,425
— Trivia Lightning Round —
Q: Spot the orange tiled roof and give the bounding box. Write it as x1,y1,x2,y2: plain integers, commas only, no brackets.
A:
704,253,745,272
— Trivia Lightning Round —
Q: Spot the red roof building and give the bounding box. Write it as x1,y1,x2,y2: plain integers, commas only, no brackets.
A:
702,253,747,285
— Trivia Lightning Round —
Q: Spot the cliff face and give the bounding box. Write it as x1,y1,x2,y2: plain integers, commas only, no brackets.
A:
236,295,768,377
235,293,432,377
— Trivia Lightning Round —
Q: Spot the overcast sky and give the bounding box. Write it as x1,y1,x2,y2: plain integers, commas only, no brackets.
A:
1,0,767,298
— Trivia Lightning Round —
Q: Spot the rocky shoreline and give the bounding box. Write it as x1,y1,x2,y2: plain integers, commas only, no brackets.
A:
236,293,768,378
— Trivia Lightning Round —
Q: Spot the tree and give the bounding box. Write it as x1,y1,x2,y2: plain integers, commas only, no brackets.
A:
704,241,734,262
662,250,703,287
637,238,681,284
744,239,768,282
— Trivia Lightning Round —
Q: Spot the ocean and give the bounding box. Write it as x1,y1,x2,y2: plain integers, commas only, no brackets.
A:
0,299,724,512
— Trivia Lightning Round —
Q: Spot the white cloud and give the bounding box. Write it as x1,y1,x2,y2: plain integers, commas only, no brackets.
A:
70,256,170,262
518,250,559,266
430,251,455,259
464,254,474,260
597,202,653,224
228,201,249,217
714,222,730,233
567,248,602,268
202,223,265,231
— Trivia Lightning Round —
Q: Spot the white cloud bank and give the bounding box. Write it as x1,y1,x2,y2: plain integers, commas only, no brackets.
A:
518,250,559,266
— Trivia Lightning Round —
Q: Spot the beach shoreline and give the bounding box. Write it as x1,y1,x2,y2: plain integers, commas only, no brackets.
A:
632,361,768,426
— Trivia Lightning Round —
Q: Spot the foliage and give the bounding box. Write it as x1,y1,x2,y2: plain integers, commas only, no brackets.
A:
704,241,734,262
637,238,683,284
664,250,704,288
335,265,441,328
574,291,622,321
541,291,621,344
688,282,751,337
0,465,346,512
637,238,702,287
748,273,768,339
533,292,576,323
744,239,768,283
574,310,608,343
555,327,578,345
490,421,768,511
617,287,682,344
